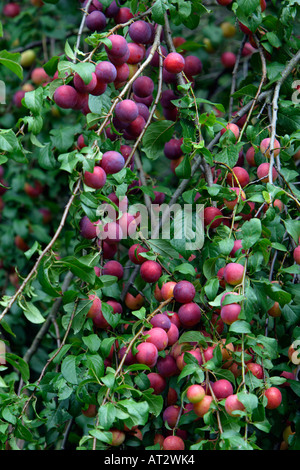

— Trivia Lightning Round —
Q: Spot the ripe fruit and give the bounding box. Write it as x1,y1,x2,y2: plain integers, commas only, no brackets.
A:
143,327,169,351
246,147,257,166
221,123,240,141
128,244,148,264
102,260,124,280
147,372,167,394
224,394,245,416
223,262,245,286
128,20,152,44
115,99,139,123
79,216,99,239
95,61,117,83
31,67,50,85
53,85,78,109
178,302,202,327
257,162,278,183
160,281,177,300
216,0,233,5
125,292,144,310
173,280,196,304
100,150,125,174
230,239,245,257
132,76,154,98
264,387,282,410
220,303,241,325
221,52,236,69
24,180,43,198
135,342,158,367
82,403,97,417
105,34,128,57
85,10,106,32
164,52,185,74
211,379,233,399
162,435,185,450
260,137,280,158
73,72,97,94
140,260,162,283
164,138,183,160
84,166,107,189
157,354,179,378
110,428,126,446
193,395,213,417
246,362,264,379
183,55,202,76
226,167,250,188
163,405,181,428
150,313,172,331
293,246,300,264
204,207,224,229
224,187,246,210
3,3,21,17
87,294,102,319
186,384,206,403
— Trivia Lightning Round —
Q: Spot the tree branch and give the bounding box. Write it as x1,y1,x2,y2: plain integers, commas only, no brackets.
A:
0,178,82,324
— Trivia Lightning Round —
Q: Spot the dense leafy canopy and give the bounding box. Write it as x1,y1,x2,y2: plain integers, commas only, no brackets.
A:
0,0,299,451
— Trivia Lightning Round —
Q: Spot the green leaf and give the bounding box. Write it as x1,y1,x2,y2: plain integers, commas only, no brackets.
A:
151,0,170,24
229,320,252,334
23,88,44,115
4,353,30,383
60,256,96,284
37,260,61,298
61,355,78,385
0,50,23,80
82,334,101,353
98,403,116,429
241,218,262,250
147,239,180,259
22,302,45,324
142,120,175,160
179,330,208,346
215,144,240,168
173,263,196,277
236,0,260,16
37,142,58,170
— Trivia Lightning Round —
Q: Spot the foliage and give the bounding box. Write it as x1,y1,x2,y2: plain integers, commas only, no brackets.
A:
0,0,299,451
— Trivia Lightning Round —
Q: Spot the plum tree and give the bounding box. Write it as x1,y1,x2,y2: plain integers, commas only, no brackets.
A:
0,0,299,454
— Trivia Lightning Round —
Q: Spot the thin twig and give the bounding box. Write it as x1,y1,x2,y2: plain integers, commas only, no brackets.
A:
73,0,93,64
0,178,82,323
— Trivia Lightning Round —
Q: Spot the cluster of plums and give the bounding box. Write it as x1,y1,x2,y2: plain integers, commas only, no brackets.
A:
4,0,298,452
